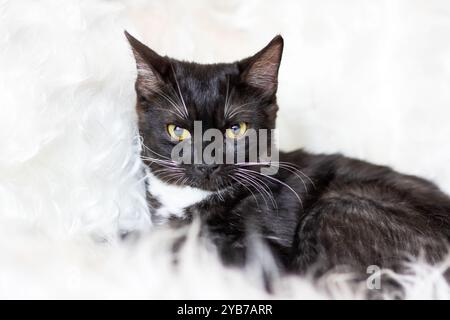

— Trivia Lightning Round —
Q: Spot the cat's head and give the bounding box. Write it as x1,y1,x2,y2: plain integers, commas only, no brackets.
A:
126,32,283,191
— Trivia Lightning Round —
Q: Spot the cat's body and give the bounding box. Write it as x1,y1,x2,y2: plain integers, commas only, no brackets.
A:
125,32,450,279
147,150,450,275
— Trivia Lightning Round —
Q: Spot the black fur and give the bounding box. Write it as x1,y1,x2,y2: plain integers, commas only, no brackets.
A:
125,32,450,279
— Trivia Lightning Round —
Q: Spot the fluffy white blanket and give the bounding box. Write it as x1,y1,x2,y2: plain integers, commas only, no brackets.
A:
0,0,449,299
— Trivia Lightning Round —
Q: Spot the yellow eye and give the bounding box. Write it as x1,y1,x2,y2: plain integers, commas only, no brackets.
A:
226,122,247,139
167,124,191,141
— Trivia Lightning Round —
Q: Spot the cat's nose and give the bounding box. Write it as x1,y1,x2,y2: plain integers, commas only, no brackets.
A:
194,164,221,176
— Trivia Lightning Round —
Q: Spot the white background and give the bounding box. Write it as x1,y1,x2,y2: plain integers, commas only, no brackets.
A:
0,0,449,298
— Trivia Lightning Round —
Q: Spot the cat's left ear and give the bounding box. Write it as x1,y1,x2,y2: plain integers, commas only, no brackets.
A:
239,35,284,95
124,31,170,96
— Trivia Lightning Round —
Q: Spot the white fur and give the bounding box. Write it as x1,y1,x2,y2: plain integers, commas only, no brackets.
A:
0,0,449,299
147,170,212,222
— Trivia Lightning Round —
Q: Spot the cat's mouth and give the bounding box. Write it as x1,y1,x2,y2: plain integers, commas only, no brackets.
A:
148,162,230,191
149,162,270,193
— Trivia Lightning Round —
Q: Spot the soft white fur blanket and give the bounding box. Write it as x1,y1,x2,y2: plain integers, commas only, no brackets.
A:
0,0,449,299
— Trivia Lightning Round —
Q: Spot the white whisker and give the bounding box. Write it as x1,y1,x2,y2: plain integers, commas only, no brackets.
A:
170,64,189,118
229,174,261,209
153,89,187,119
235,171,278,210
237,167,303,209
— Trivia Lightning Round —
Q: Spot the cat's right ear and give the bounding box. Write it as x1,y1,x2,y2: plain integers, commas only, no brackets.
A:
124,31,169,96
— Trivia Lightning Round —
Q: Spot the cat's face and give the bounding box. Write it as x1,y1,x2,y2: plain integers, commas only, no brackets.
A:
126,32,283,191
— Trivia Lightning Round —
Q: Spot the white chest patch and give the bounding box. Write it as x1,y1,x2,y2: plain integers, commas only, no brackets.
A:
146,170,213,223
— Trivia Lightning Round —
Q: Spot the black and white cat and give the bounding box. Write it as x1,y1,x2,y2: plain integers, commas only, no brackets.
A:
125,32,450,278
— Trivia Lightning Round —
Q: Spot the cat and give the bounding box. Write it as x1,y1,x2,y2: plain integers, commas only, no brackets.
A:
125,31,450,282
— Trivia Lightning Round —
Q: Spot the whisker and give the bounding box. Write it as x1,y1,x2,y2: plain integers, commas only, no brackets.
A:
236,161,315,192
150,167,183,176
170,64,189,118
234,172,270,209
235,171,278,210
141,157,180,169
226,101,258,119
153,167,184,182
154,89,187,119
151,101,186,119
223,77,234,118
243,171,278,209
164,172,185,184
141,156,176,164
237,168,303,209
140,140,172,160
170,174,185,187
229,174,261,209
273,161,316,190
